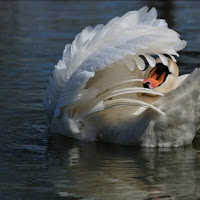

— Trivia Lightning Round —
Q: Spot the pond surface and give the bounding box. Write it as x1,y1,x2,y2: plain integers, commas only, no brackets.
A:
0,1,200,199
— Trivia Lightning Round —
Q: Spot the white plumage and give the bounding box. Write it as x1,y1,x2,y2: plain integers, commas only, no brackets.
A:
44,6,200,147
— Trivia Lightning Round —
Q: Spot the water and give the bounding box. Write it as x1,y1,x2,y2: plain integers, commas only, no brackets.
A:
0,1,200,199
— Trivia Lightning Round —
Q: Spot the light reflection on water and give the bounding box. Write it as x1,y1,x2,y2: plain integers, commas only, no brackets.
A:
0,1,200,200
48,136,200,200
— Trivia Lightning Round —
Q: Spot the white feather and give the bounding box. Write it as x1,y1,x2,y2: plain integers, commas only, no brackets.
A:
133,55,146,70
124,58,136,71
143,54,156,67
105,87,164,100
169,54,177,62
157,54,168,66
82,98,165,117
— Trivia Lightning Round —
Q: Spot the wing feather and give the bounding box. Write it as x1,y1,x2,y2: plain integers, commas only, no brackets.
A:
43,6,186,120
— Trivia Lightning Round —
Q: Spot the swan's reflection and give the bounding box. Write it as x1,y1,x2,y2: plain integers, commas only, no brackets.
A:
47,134,200,200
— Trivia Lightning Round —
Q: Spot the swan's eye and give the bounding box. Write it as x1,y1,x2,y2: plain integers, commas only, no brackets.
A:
143,63,170,89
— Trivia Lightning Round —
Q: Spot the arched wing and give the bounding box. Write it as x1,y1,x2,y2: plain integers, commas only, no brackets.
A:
43,6,186,120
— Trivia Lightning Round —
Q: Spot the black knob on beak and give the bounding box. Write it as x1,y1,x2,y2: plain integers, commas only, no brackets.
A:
143,82,150,89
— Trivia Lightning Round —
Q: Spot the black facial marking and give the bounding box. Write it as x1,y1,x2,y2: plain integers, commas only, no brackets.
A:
154,63,170,76
149,63,171,86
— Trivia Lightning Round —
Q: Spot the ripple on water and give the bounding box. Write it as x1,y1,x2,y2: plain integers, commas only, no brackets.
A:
0,1,200,200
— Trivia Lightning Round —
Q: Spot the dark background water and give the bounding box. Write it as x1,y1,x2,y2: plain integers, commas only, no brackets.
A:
0,1,200,199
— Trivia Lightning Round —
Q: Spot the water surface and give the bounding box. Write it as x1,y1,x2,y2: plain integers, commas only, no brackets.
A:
0,1,200,199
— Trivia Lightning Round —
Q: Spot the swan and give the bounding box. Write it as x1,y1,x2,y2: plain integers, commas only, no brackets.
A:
44,6,200,147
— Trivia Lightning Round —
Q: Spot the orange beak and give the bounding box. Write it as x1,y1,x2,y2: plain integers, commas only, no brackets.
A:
143,66,166,89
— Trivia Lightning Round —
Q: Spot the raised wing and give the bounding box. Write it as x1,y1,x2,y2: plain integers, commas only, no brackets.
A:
43,6,186,121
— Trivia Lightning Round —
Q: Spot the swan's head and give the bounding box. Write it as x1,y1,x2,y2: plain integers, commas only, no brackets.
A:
143,57,179,94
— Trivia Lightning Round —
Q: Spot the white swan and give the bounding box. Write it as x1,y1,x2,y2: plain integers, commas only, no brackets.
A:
44,6,200,147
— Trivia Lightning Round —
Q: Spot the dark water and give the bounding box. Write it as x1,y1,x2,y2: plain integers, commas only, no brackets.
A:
0,1,200,199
